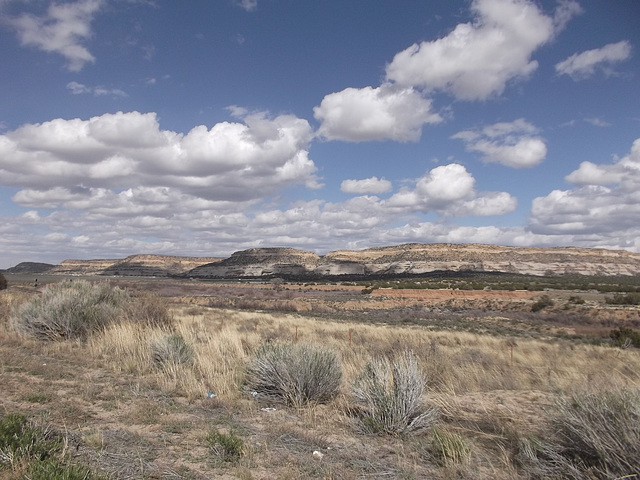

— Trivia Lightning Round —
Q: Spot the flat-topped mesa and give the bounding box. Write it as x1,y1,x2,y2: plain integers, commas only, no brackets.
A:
50,259,120,275
189,248,321,278
101,254,223,276
11,243,640,278
46,255,223,277
320,243,640,277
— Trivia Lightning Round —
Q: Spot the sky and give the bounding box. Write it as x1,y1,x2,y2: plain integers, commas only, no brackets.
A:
0,0,639,268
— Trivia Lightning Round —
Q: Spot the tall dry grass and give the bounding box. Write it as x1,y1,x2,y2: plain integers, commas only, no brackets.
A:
86,304,640,406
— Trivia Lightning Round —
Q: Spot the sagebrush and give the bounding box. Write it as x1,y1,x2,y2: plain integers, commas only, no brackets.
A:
150,332,194,367
11,281,172,341
517,388,640,479
245,342,343,407
351,350,438,434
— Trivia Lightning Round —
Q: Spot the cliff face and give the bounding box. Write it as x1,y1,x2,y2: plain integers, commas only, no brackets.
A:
10,243,640,278
189,248,320,278
48,255,222,277
191,244,640,278
50,259,119,275
101,254,222,276
320,244,640,277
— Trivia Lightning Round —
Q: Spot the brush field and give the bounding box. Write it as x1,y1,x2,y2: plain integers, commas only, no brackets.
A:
1,274,640,479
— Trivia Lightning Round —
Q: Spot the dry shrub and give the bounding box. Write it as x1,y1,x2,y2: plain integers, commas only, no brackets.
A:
150,332,193,367
11,281,130,341
245,342,343,407
517,388,640,479
125,293,174,329
11,282,173,342
351,350,438,434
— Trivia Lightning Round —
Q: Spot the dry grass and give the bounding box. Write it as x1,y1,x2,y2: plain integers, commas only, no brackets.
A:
2,281,640,479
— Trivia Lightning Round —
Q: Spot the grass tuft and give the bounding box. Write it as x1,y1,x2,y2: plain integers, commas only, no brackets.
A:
206,429,244,462
0,413,106,479
150,332,194,367
351,350,438,435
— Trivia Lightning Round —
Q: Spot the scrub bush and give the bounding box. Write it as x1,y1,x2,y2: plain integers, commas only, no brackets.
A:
206,429,244,462
245,342,342,407
11,280,172,341
351,350,438,435
11,281,130,341
517,389,640,479
150,332,194,367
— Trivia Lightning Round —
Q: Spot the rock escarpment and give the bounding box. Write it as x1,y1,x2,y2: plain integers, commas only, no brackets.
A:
189,248,320,278
9,243,640,278
190,244,640,278
48,255,222,276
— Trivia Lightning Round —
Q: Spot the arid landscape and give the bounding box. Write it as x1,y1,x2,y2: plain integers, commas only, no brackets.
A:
1,245,640,479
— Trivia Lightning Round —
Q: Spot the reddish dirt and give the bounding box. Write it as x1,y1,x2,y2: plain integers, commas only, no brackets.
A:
371,288,536,301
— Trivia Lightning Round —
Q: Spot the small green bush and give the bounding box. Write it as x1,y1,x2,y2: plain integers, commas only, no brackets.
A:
517,389,640,479
0,273,7,290
605,292,640,305
351,350,438,435
531,294,554,312
0,413,106,479
0,413,60,467
206,429,244,462
150,332,194,367
609,327,640,348
245,342,343,407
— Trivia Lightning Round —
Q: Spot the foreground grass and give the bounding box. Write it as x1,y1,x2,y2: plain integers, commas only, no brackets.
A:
2,284,640,479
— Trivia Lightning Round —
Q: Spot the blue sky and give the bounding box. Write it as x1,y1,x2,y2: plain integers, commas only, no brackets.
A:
0,0,639,268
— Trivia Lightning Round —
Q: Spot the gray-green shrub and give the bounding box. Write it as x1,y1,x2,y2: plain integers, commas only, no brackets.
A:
517,389,640,479
245,342,342,407
150,332,193,367
351,350,438,435
11,281,130,341
11,281,173,341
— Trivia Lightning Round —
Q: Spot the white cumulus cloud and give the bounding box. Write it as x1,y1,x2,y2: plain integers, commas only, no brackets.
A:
314,84,441,142
8,0,102,71
387,163,517,216
0,110,320,201
385,0,576,100
453,118,547,168
555,40,632,80
530,138,640,236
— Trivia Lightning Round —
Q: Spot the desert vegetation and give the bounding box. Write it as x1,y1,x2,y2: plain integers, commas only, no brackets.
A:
1,275,640,478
